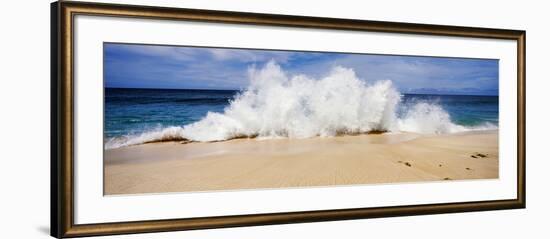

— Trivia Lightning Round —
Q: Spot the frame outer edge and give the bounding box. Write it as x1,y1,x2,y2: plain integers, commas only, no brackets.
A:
50,1,60,238
54,1,527,237
518,31,526,208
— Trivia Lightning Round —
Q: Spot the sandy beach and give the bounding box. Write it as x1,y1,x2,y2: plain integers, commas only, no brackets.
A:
104,130,498,195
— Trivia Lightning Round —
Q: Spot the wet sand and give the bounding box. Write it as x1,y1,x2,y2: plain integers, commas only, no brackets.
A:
104,130,498,195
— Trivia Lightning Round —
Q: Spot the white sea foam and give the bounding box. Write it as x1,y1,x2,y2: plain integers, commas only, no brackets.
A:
105,61,497,149
105,126,187,149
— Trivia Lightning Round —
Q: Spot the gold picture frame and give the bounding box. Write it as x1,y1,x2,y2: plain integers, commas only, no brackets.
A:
51,1,526,238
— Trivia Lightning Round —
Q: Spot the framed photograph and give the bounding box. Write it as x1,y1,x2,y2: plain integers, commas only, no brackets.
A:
51,1,526,238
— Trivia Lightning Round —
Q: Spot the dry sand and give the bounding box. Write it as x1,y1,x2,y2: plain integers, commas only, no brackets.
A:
104,130,498,195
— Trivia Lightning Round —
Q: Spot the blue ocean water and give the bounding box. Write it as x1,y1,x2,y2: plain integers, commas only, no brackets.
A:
105,88,237,138
105,88,498,141
400,94,499,127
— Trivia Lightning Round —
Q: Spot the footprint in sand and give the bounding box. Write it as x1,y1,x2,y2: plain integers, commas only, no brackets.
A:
470,152,489,159
396,161,412,167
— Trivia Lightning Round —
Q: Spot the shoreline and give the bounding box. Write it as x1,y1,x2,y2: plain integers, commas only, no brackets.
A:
106,128,496,150
105,130,498,195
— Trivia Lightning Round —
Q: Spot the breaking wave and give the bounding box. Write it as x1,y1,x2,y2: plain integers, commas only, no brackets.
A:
105,61,497,149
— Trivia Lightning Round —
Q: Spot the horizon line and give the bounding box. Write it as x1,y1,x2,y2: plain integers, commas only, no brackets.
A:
105,86,498,97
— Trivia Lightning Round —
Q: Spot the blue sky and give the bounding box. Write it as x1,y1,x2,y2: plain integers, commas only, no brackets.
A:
104,43,499,95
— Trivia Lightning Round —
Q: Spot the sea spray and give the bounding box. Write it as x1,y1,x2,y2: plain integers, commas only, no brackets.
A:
397,103,466,134
105,61,497,149
181,61,401,141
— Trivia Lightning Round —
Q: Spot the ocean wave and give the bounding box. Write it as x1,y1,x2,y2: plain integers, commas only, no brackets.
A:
105,61,497,149
105,126,188,149
396,102,497,134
